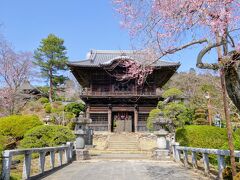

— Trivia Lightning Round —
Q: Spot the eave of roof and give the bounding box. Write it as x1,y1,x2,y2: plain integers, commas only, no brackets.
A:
67,50,181,68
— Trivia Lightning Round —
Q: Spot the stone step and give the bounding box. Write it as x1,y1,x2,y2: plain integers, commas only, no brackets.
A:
108,143,138,145
107,148,140,151
108,142,138,145
91,153,150,160
109,139,138,141
108,147,138,150
108,144,138,148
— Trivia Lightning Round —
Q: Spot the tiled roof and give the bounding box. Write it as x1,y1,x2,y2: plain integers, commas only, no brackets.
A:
67,50,180,68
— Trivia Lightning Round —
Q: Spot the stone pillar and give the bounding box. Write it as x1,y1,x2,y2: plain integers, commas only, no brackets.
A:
22,151,32,180
108,104,112,132
86,104,90,118
2,150,12,180
134,105,138,132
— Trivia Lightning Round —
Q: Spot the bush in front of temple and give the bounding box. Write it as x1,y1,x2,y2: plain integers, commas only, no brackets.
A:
0,115,42,141
147,109,161,131
176,125,240,149
20,125,75,148
64,102,85,117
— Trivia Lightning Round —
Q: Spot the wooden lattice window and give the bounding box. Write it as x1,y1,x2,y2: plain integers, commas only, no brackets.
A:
138,113,148,122
90,113,108,124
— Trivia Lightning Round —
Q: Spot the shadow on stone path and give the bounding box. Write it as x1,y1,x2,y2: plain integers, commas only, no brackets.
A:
41,160,210,180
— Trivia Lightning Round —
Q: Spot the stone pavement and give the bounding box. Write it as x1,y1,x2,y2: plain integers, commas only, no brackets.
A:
41,160,210,180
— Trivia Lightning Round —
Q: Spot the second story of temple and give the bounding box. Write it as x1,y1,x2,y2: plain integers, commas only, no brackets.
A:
67,50,180,101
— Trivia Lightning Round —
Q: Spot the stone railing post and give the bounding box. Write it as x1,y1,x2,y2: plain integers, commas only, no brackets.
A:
66,142,73,162
22,151,32,180
50,150,55,169
202,153,210,174
65,148,69,163
1,150,12,180
217,154,225,179
173,142,181,162
183,150,188,167
39,151,46,174
191,151,197,168
58,149,63,166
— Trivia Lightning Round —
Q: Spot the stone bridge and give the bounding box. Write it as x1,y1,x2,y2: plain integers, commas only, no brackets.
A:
2,140,239,180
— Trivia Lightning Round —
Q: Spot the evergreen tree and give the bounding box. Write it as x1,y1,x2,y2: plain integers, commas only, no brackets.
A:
34,34,68,102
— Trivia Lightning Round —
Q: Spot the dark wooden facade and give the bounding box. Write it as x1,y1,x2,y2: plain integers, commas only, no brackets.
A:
68,50,180,132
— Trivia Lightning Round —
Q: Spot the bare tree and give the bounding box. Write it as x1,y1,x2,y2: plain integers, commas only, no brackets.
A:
0,37,33,115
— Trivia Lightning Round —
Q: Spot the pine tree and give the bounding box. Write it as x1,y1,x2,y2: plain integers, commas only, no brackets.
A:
34,34,68,102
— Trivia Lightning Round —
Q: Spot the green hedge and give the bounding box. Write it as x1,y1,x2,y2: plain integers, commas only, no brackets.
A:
176,125,240,150
20,125,75,148
0,115,42,140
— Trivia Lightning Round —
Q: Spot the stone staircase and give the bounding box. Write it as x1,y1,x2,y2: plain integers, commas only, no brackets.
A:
90,133,152,160
107,133,139,151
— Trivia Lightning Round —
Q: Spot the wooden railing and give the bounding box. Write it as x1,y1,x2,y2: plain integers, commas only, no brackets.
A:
1,142,74,180
172,143,240,179
81,88,160,96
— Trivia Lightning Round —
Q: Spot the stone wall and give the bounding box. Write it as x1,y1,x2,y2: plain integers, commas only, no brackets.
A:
92,132,109,150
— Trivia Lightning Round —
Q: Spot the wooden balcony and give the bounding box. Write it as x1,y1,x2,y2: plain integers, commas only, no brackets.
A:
81,88,162,97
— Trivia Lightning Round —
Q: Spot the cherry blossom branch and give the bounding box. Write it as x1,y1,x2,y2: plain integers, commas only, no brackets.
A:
158,39,208,59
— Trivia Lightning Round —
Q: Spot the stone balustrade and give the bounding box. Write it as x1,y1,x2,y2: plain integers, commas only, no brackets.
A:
1,142,74,180
172,143,240,179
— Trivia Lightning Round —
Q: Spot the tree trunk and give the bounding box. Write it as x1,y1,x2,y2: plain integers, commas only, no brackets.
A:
49,68,53,103
224,54,240,111
216,34,237,176
220,69,237,176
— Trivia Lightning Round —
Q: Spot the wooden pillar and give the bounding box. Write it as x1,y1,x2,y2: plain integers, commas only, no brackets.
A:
86,104,90,118
134,105,138,132
108,104,112,132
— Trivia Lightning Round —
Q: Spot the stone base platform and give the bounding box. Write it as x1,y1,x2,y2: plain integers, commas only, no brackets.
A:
76,149,90,161
152,149,170,160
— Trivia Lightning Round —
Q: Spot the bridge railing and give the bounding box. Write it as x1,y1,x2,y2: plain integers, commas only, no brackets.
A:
172,143,240,179
1,142,74,180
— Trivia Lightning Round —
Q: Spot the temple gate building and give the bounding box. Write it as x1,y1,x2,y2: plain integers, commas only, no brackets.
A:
68,50,180,132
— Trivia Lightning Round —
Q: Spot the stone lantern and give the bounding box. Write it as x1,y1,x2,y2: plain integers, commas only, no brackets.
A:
43,115,51,125
74,112,92,160
152,113,171,160
155,129,169,149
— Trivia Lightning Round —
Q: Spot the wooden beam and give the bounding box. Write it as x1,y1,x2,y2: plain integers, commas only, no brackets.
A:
134,105,138,132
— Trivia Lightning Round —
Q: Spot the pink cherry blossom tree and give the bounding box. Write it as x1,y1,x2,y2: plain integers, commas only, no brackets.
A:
114,0,240,176
0,37,33,115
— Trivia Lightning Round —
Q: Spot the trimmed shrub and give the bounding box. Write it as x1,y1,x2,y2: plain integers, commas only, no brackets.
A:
147,109,161,131
0,134,6,155
67,121,76,130
38,97,49,104
44,103,52,113
20,125,75,148
176,125,240,150
194,108,208,125
64,102,85,117
162,88,183,98
0,115,42,140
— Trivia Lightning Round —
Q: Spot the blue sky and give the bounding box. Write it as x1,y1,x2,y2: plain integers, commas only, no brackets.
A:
0,0,216,72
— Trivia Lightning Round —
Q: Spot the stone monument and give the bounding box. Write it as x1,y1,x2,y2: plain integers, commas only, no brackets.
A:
74,112,92,160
